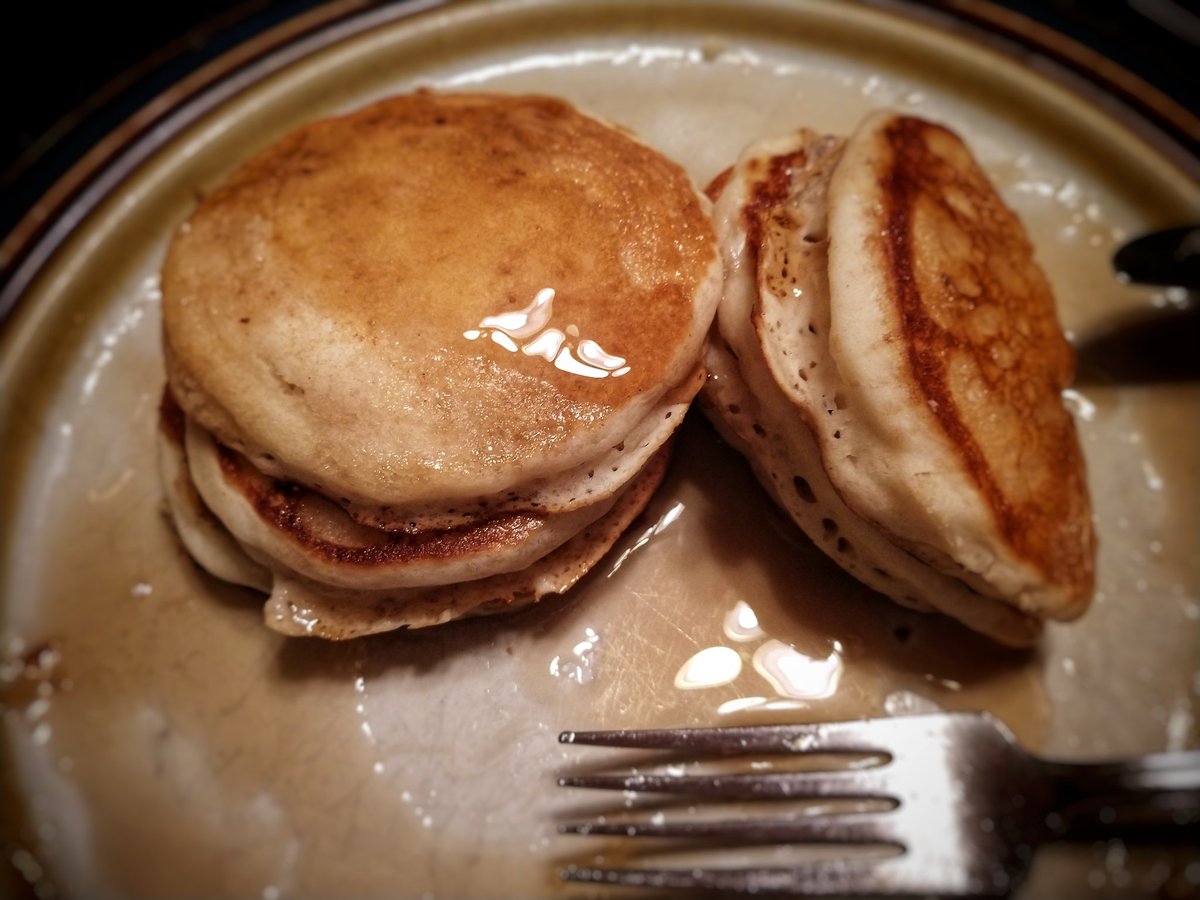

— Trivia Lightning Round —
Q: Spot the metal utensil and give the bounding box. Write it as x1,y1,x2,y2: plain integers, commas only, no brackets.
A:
557,711,1200,896
1112,224,1200,290
1072,224,1199,383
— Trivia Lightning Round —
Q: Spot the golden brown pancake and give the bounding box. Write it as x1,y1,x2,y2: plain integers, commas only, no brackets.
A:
827,113,1094,619
157,393,270,592
262,448,671,640
163,90,720,527
158,91,718,637
702,111,1095,646
161,388,671,639
184,418,616,591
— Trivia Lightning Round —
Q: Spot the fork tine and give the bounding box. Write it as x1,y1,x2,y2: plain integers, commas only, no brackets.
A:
562,859,918,896
559,719,889,755
559,811,901,845
556,713,1033,897
557,769,893,799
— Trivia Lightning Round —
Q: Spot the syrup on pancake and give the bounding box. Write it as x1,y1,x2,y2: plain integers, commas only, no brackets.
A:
157,91,720,637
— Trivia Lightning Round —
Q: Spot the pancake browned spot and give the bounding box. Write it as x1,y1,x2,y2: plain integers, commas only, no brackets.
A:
215,441,549,566
872,117,1093,605
260,445,672,640
184,415,620,592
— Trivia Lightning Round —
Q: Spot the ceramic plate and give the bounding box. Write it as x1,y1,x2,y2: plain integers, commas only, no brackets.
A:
2,1,1197,896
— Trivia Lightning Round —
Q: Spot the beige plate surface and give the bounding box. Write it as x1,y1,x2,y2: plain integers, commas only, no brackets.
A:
1,0,1198,896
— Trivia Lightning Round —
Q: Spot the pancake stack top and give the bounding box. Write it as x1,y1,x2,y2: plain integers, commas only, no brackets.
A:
158,91,721,638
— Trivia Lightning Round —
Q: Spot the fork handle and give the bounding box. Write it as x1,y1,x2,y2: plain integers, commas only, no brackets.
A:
1043,751,1200,842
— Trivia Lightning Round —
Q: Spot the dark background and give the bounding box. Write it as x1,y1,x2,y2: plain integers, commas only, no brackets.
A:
2,0,1198,242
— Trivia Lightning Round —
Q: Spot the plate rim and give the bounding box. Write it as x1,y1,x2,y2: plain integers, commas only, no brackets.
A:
1,2,1198,895
1,0,1197,327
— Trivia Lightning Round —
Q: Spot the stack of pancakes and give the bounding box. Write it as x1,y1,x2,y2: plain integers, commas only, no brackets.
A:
159,92,1095,646
158,92,721,639
701,111,1095,646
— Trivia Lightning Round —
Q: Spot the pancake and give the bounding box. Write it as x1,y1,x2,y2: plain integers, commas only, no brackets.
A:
702,112,1094,646
157,90,718,637
262,447,670,640
160,387,669,640
157,394,271,592
184,418,616,591
163,90,720,528
826,113,1094,619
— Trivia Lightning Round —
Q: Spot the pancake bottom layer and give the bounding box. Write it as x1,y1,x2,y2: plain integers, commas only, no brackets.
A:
158,398,668,639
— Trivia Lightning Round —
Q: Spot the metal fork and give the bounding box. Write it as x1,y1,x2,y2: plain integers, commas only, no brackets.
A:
556,711,1200,896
